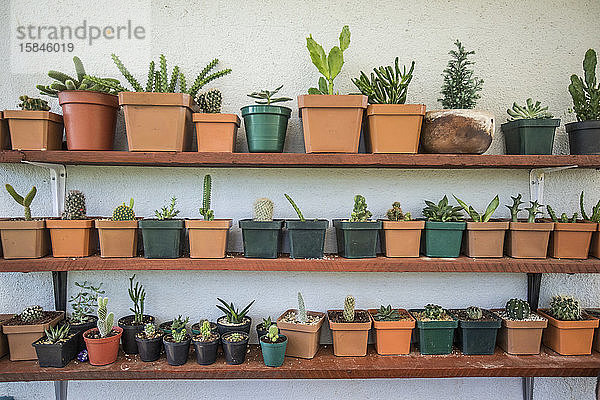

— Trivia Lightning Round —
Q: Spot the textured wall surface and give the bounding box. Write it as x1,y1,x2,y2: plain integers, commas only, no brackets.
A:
2,0,600,399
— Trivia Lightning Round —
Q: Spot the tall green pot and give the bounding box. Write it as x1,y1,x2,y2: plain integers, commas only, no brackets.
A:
139,219,184,259
241,105,291,152
422,221,466,258
239,219,283,258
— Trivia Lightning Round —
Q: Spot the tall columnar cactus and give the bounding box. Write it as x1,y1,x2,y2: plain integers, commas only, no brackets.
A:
525,201,542,223
349,195,372,222
568,49,600,121
97,297,114,338
423,304,444,320
20,305,43,323
285,194,305,222
199,175,214,221
387,201,411,221
505,298,530,320
112,198,135,221
506,194,524,222
549,295,582,321
466,306,483,320
62,190,86,220
5,184,36,221
128,275,146,325
297,292,307,323
198,89,222,113
343,295,355,322
253,198,274,221
18,95,50,111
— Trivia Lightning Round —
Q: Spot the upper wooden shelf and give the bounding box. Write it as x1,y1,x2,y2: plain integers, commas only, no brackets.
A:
2,151,600,169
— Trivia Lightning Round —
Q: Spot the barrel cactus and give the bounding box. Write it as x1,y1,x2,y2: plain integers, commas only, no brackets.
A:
198,89,222,114
466,306,483,320
253,198,274,221
112,198,135,221
505,298,531,320
21,305,43,323
343,295,355,322
62,190,87,220
549,295,582,321
18,95,50,111
423,304,444,320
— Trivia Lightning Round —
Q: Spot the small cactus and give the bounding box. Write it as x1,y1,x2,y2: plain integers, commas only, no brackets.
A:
198,89,222,113
143,323,155,337
374,305,401,321
506,194,524,222
21,305,43,323
18,95,50,111
505,298,530,320
199,175,214,221
466,306,483,320
349,195,372,222
154,197,180,220
253,198,274,221
343,295,355,322
285,194,305,222
297,292,307,323
112,198,135,221
525,201,543,223
569,49,600,121
5,184,36,221
549,295,582,321
266,324,279,343
171,315,189,343
62,190,87,220
97,297,114,338
423,304,444,320
200,320,212,341
387,202,411,221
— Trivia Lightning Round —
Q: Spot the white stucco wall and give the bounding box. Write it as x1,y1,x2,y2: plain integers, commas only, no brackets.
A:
1,0,600,399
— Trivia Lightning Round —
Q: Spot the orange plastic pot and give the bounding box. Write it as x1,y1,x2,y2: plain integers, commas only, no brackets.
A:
0,220,49,259
277,309,325,359
95,220,138,258
0,112,10,149
505,221,553,258
185,219,231,258
58,91,118,150
327,309,371,356
3,312,64,361
368,309,414,355
46,219,95,257
84,326,123,366
298,95,367,153
381,220,424,257
537,309,599,355
463,221,509,258
495,311,547,355
548,222,595,259
193,113,240,152
366,104,425,153
4,110,63,150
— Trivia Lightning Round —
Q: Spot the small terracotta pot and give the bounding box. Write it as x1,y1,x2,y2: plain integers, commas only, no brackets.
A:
366,104,425,153
327,309,371,357
505,221,553,258
0,314,15,358
381,220,424,257
84,326,123,366
95,220,138,258
3,311,64,361
185,219,231,258
4,110,63,150
368,309,415,355
58,91,118,150
193,113,240,152
0,220,50,259
120,92,195,151
590,224,600,258
495,311,547,355
277,309,325,359
537,309,599,355
0,112,10,149
463,221,509,258
548,222,596,259
46,219,96,257
298,95,368,153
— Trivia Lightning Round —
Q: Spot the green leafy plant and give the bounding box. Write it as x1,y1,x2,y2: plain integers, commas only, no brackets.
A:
546,205,578,223
549,295,582,321
439,40,483,109
5,184,36,220
580,191,600,222
506,194,524,222
453,195,499,222
568,49,600,121
306,25,351,95
69,281,104,324
422,195,464,222
128,274,146,324
44,324,71,344
253,198,274,221
507,98,553,121
349,194,372,222
247,85,292,105
199,175,214,221
297,292,307,323
505,298,530,320
62,190,86,220
525,200,543,223
154,197,180,220
18,95,50,111
374,305,401,321
266,324,279,343
197,89,222,113
343,295,355,322
352,58,415,104
466,306,483,320
386,201,411,221
96,297,114,338
112,199,135,221
170,315,189,342
20,305,43,323
216,298,255,324
284,194,305,222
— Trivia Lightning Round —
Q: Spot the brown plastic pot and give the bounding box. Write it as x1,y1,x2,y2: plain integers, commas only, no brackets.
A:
95,220,138,258
505,221,553,258
327,309,371,356
83,326,123,366
298,95,368,153
537,309,599,355
589,224,600,258
277,309,325,359
588,309,600,352
495,311,547,355
193,113,240,152
46,219,95,257
368,309,415,355
366,104,425,153
3,312,64,361
381,220,424,257
0,314,14,358
120,92,195,151
4,110,63,150
463,221,509,258
0,220,50,259
548,222,596,259
185,219,231,258
0,112,10,149
58,91,118,150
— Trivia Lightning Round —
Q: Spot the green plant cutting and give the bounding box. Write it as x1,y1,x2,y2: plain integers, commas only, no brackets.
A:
453,195,499,222
507,98,553,120
569,49,600,121
247,85,292,105
352,58,415,104
306,25,351,95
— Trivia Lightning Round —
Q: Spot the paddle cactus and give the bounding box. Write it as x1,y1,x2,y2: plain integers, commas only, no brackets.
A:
350,195,372,222
253,198,274,221
549,295,582,321
62,190,86,220
466,306,483,320
112,199,135,221
21,305,43,323
505,298,530,320
343,295,355,322
97,297,114,338
5,184,36,221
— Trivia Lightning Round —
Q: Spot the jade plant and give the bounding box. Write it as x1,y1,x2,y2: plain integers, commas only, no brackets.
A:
97,297,114,338
568,49,600,121
197,89,222,113
352,58,415,104
5,184,36,220
247,86,292,105
199,174,214,221
580,191,600,222
266,325,279,343
18,95,50,111
548,295,582,321
62,190,86,220
505,298,530,320
387,202,411,221
216,298,255,324
507,99,553,121
20,305,43,323
306,25,351,95
349,195,372,222
439,40,483,109
546,205,578,223
113,199,135,221
506,194,524,222
374,305,401,321
170,316,189,342
466,306,483,320
343,295,355,322
253,198,274,221
69,281,105,324
453,195,499,222
284,193,305,221
128,274,146,325
422,196,464,222
44,324,71,344
154,197,180,219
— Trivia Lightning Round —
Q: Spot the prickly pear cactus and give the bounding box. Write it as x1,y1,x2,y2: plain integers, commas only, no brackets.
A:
62,190,87,220
21,305,43,323
297,292,307,323
423,304,444,320
343,295,355,322
505,298,530,320
97,297,114,338
350,195,372,222
387,201,411,221
18,95,50,111
549,295,582,321
112,198,135,221
198,89,222,113
253,198,274,221
466,306,483,320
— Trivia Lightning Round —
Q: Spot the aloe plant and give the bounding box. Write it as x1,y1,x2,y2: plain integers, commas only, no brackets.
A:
453,195,499,222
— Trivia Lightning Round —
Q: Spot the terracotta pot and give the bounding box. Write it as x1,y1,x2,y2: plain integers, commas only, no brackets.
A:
463,221,509,258
0,220,50,259
368,309,415,355
548,222,595,259
120,92,195,151
420,109,494,154
381,220,424,257
185,219,231,258
0,112,10,149
0,314,14,358
590,224,600,258
4,110,63,150
495,311,547,355
587,309,600,352
46,219,96,257
537,309,598,355
193,113,240,152
95,220,138,258
276,309,325,359
505,221,553,258
298,95,368,153
58,91,118,150
366,104,426,153
2,311,64,361
327,309,371,357
83,326,123,366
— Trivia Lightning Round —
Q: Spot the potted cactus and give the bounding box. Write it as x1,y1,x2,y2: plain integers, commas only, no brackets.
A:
283,194,328,259
505,195,553,258
83,297,123,365
353,58,426,153
0,184,49,258
333,195,382,258
450,306,501,355
191,319,218,336
256,316,275,340
4,95,63,150
277,292,326,359
139,197,184,258
222,331,250,365
239,198,283,258
163,316,191,366
95,198,138,257
118,275,155,354
67,281,103,351
409,304,458,355
380,201,424,257
260,325,288,367
46,190,95,257
215,298,254,336
368,305,415,355
33,323,79,368
495,298,547,355
546,204,596,259
327,295,371,356
502,98,560,155
193,89,240,152
192,320,220,365
135,323,163,362
580,191,600,258
421,195,466,258
186,175,232,258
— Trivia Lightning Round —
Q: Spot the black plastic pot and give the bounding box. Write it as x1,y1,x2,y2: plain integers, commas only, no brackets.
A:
285,219,329,259
68,315,98,352
333,219,382,258
217,316,252,336
33,332,79,368
118,314,155,354
566,120,600,154
191,321,218,335
256,323,270,339
163,336,191,366
502,119,560,155
451,310,501,355
193,335,220,365
222,332,249,365
135,335,163,362
140,219,185,259
159,321,174,335
239,220,283,258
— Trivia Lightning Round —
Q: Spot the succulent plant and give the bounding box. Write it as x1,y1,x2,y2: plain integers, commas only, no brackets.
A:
199,175,214,221
349,195,372,222
306,25,351,95
128,275,146,325
422,195,464,222
261,316,273,330
247,85,292,105
549,295,582,321
284,194,305,222
506,194,524,222
21,305,43,323
297,292,307,323
374,305,401,321
505,298,530,320
266,324,279,343
466,306,483,320
453,195,499,222
386,202,411,221
171,316,189,343
62,190,86,220
97,297,114,338
5,184,36,221
253,198,274,221
439,40,483,109
44,324,71,344
69,281,104,324
507,98,553,121
525,200,543,223
154,197,180,220
197,89,222,113
343,295,355,322
112,198,135,221
580,191,600,222
200,320,213,341
423,304,445,320
225,332,246,342
18,95,50,111
352,58,415,104
144,323,156,337
216,298,255,324
546,205,577,223
568,49,600,121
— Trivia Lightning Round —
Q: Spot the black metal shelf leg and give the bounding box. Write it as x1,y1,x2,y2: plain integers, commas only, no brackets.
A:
54,380,67,400
522,273,542,400
52,271,68,312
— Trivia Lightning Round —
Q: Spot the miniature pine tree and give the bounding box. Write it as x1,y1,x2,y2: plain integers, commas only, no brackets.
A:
439,40,483,109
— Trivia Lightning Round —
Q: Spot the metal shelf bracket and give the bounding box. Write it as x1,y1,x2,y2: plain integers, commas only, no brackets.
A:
529,166,578,204
21,161,66,217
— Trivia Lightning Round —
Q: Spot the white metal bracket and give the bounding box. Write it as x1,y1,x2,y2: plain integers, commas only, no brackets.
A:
529,166,578,203
22,161,66,217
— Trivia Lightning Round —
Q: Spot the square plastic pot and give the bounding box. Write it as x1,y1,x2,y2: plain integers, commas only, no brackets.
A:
590,225,600,259
451,309,501,355
463,221,509,258
3,311,64,361
566,120,600,154
505,221,553,258
333,219,382,259
0,314,14,358
588,309,600,352
33,331,79,368
239,219,283,259
277,309,325,359
46,219,96,257
193,113,240,152
366,104,426,153
548,222,595,259
186,219,231,258
494,311,547,355
537,309,599,355
0,220,50,259
139,219,184,259
409,309,458,355
422,221,466,258
240,105,291,152
381,220,424,257
4,110,63,150
502,119,560,155
368,309,415,355
260,335,288,367
285,219,328,259
327,310,371,357
95,220,138,258
0,112,10,150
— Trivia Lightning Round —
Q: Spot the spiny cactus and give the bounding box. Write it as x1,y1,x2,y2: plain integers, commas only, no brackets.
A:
62,190,86,220
453,195,499,222
375,305,401,321
466,306,483,320
387,201,411,221
5,184,36,220
200,320,212,341
297,292,307,323
112,198,135,221
549,295,582,321
350,195,372,222
128,275,146,324
352,58,415,104
547,205,577,223
144,323,156,337
45,324,70,343
198,89,222,113
154,197,180,220
18,95,50,111
568,49,600,121
97,297,114,338
422,195,464,222
423,304,444,320
171,316,189,342
199,175,214,221
506,194,524,222
21,305,43,323
248,85,292,105
505,298,530,320
439,40,483,109
343,295,355,322
285,194,305,222
525,201,542,223
266,324,279,343
253,198,274,221
580,191,600,222
507,98,553,120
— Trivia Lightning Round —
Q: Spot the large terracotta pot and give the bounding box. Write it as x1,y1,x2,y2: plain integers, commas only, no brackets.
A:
58,91,118,150
193,113,240,152
0,112,10,149
185,219,231,258
84,326,123,366
505,221,553,258
4,110,63,150
46,219,96,257
463,221,509,258
2,311,64,361
420,109,494,154
95,220,138,258
277,309,325,359
537,309,598,355
298,95,368,153
0,220,49,259
548,222,595,259
380,220,424,257
366,104,425,153
495,311,547,355
327,309,371,356
368,309,415,355
0,314,15,358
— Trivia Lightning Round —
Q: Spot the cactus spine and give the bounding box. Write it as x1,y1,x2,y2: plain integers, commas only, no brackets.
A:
285,194,305,222
62,190,87,220
297,292,307,323
112,198,135,221
199,175,214,221
5,184,36,220
343,295,355,322
18,95,50,111
505,298,530,320
466,306,483,320
549,295,582,321
21,305,43,323
350,194,372,222
97,297,114,338
387,201,411,221
198,89,222,113
253,198,274,221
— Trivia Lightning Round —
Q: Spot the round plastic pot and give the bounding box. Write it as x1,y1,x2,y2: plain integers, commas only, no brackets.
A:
276,310,325,359
537,309,599,355
222,332,249,365
4,110,63,150
366,104,426,153
0,219,50,259
463,221,509,258
332,219,382,259
185,219,231,259
163,337,191,366
239,219,283,259
69,315,98,352
549,222,596,259
216,316,252,336
260,335,288,367
566,120,600,154
139,219,184,259
380,220,424,258
135,335,163,362
58,91,118,150
193,113,240,152
494,310,547,355
422,221,466,258
502,119,560,155
193,336,220,365
83,326,123,366
505,221,553,258
95,220,138,258
285,219,328,259
451,309,501,355
327,310,371,357
241,105,291,152
409,309,458,355
46,219,95,258
368,309,415,355
118,315,155,354
33,331,79,368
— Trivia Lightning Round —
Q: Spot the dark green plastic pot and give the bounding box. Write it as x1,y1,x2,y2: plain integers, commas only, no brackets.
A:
451,310,501,355
409,309,458,355
502,119,560,155
333,219,382,258
239,219,283,258
423,221,466,258
260,335,287,367
285,219,328,259
241,105,291,152
566,120,600,154
139,219,184,259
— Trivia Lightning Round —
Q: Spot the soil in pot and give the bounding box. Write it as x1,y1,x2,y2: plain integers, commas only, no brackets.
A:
365,104,426,153
239,220,283,259
450,309,501,355
463,221,509,258
368,309,415,355
0,314,14,358
3,311,64,361
193,113,240,152
163,335,191,366
380,220,424,258
327,309,371,357
422,221,466,258
277,309,325,359
502,118,560,155
221,331,249,365
505,221,553,258
33,329,79,368
241,105,291,152
139,219,184,259
0,219,50,259
537,309,599,355
192,331,220,365
118,315,155,354
285,219,328,259
83,326,123,366
216,316,252,336
333,220,382,258
67,315,98,352
186,219,231,259
566,120,600,155
260,334,288,367
494,310,547,355
46,219,96,257
96,220,138,258
548,222,595,259
135,330,164,362
4,110,63,150
409,309,458,355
